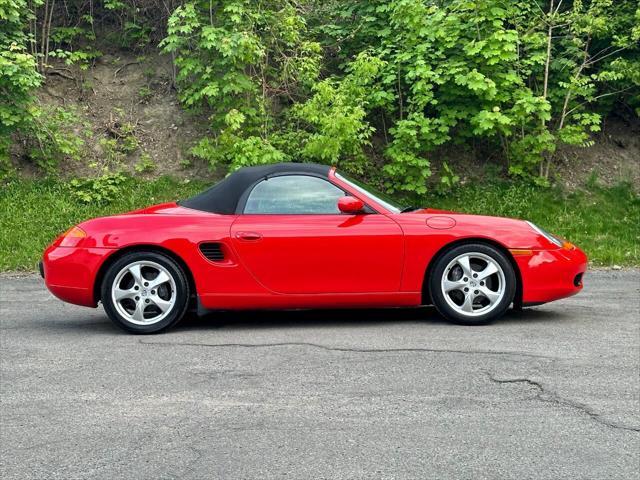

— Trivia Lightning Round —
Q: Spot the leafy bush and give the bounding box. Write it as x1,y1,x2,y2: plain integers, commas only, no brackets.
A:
0,0,43,168
23,106,85,171
158,0,639,192
294,52,385,169
161,0,321,169
190,109,287,171
1,0,639,193
310,0,639,191
134,152,155,173
69,171,128,204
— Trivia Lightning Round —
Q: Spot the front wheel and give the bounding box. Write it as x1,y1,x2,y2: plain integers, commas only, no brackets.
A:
101,251,190,334
429,243,516,325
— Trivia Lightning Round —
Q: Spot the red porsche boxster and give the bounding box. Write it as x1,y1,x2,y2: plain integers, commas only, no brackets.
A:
41,163,587,333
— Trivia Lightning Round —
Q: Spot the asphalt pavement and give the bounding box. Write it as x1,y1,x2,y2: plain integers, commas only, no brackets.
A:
1,270,639,479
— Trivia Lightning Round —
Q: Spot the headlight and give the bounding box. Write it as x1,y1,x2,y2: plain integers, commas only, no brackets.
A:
526,221,563,248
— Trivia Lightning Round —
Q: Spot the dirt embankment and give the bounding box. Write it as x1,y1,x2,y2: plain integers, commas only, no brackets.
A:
425,117,640,190
24,50,211,180
12,47,640,190
554,118,640,190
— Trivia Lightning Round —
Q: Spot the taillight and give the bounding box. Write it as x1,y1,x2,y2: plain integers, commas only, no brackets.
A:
58,226,87,247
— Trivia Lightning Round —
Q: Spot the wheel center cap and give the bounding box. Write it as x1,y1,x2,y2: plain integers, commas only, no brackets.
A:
141,289,148,297
469,280,477,287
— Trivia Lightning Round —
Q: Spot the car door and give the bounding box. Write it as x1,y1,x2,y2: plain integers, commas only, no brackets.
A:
230,174,404,294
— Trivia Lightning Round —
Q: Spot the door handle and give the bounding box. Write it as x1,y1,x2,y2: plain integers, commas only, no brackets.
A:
235,231,262,241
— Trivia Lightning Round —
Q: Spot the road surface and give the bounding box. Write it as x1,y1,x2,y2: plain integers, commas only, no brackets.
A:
1,270,639,479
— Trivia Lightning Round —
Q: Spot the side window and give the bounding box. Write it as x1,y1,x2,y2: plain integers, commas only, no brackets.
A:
244,175,344,214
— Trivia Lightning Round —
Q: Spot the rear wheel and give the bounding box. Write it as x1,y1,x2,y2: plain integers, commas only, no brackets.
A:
101,251,190,334
429,243,516,325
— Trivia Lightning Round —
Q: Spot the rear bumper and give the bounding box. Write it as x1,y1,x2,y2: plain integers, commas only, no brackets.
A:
516,247,588,304
42,246,115,307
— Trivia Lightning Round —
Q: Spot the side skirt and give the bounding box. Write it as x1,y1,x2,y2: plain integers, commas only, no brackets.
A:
196,292,421,315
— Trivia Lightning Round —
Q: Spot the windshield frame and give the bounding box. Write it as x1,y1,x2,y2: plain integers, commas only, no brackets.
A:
333,172,406,214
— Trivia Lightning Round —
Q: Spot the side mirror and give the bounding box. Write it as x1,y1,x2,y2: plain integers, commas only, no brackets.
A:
338,196,364,214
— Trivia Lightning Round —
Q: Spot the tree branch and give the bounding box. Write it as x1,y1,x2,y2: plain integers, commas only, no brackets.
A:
563,87,635,119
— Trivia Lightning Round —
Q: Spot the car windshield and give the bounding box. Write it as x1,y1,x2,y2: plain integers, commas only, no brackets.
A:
335,172,406,214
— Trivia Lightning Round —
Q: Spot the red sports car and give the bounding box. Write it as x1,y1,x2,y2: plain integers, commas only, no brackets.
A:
41,163,587,333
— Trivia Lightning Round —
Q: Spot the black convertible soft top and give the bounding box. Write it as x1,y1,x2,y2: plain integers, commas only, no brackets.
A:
178,162,331,214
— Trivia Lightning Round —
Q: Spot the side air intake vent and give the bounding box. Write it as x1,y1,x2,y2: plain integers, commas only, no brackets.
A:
199,242,225,262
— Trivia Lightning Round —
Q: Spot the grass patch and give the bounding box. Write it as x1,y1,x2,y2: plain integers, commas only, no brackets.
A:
424,181,640,266
0,177,206,271
1,176,638,271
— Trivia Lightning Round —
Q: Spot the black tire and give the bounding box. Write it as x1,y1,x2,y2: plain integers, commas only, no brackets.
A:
429,243,516,325
101,251,190,334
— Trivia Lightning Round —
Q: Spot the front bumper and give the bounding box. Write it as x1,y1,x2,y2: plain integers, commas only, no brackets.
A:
515,246,588,304
42,245,115,307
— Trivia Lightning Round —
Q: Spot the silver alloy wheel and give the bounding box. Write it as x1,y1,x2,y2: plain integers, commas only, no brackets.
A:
111,260,177,326
440,252,506,317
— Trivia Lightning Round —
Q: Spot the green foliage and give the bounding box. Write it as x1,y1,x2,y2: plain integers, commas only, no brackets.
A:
294,52,385,168
162,1,321,115
379,0,550,192
138,85,153,103
162,0,321,168
134,152,155,173
48,47,101,70
158,0,639,192
98,117,140,167
312,0,639,190
103,0,159,49
122,20,154,49
99,134,138,163
190,109,287,171
436,162,460,195
47,20,100,70
0,0,93,173
68,171,128,204
24,106,85,171
104,0,127,11
117,122,139,153
0,0,42,164
1,0,639,194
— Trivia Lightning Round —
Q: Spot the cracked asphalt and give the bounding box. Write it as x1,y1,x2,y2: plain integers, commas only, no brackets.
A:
1,270,639,479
